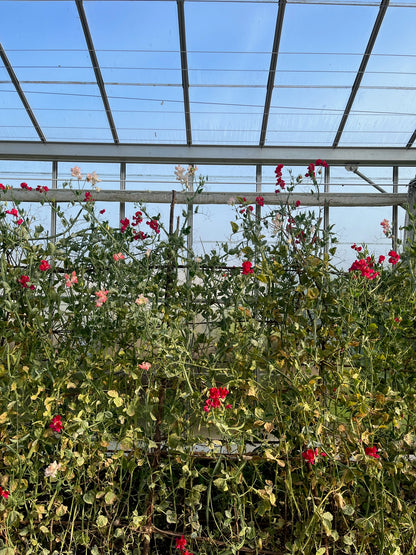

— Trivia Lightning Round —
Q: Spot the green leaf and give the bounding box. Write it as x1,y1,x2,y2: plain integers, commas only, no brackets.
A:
96,515,108,528
231,221,239,233
342,504,355,516
105,491,117,505
83,491,95,505
316,548,326,555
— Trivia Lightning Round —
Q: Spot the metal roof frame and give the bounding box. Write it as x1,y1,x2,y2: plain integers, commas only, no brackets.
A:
332,0,389,148
0,141,414,166
75,0,119,144
259,0,286,147
0,0,414,165
0,43,46,143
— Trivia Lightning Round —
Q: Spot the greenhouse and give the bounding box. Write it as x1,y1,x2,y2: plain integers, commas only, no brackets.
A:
1,0,416,553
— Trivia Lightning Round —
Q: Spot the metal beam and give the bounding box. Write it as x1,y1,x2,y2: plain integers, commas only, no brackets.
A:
0,189,407,207
0,43,46,143
259,0,286,147
0,142,415,166
75,0,119,144
406,129,416,149
177,0,192,145
332,0,389,148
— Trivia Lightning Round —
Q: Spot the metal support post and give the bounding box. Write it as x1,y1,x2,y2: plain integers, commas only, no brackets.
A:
324,165,330,253
392,166,398,251
51,161,58,242
120,162,126,222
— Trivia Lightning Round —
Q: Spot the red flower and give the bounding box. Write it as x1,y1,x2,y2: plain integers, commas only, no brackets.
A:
388,250,400,265
16,218,23,225
146,219,160,234
315,159,328,168
242,261,253,275
39,260,51,271
120,218,130,233
305,163,315,179
295,200,301,207
176,536,187,550
0,487,9,500
378,255,385,264
19,275,34,289
6,208,18,217
365,446,379,459
49,415,63,433
204,387,230,412
394,317,401,323
132,211,143,226
99,209,106,214
255,196,264,207
134,231,148,240
20,182,33,191
302,448,318,464
351,243,362,252
36,185,49,192
0,184,5,191
84,191,94,202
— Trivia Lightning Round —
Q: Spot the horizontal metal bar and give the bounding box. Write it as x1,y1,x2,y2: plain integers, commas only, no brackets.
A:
1,189,407,207
0,142,415,166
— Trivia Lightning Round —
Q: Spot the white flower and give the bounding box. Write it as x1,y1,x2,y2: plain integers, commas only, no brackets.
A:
45,460,61,478
86,171,101,186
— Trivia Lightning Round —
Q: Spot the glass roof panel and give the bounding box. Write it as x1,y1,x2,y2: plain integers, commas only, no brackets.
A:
0,67,40,140
267,2,379,146
0,1,111,142
186,1,276,145
340,6,416,147
84,1,183,144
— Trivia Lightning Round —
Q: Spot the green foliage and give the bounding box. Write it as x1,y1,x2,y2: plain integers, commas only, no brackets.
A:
0,167,415,554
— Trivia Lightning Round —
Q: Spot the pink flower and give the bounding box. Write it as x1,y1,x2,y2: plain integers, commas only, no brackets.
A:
138,361,151,371
95,290,109,307
39,260,51,271
113,252,125,261
380,219,390,236
71,166,82,180
86,171,101,186
365,446,379,459
135,294,148,306
64,271,78,288
49,415,63,433
242,261,253,275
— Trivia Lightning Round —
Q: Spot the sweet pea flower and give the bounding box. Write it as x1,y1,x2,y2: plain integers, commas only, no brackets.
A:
138,362,151,371
95,290,109,307
71,166,82,180
45,461,62,478
86,171,101,186
135,294,148,306
113,252,125,261
64,271,78,288
39,260,51,271
49,415,63,433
